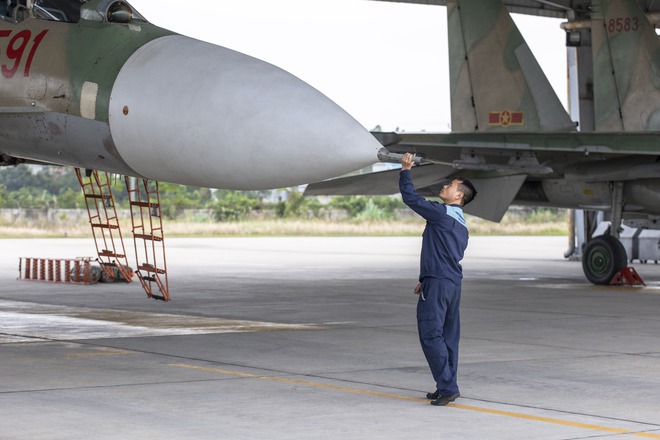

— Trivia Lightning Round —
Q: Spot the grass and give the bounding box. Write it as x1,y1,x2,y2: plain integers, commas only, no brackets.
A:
467,214,569,236
0,208,569,238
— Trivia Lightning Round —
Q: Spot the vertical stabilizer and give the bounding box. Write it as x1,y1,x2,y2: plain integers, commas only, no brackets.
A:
591,0,660,131
447,0,574,133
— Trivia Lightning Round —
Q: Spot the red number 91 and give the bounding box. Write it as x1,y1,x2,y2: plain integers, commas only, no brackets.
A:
0,29,48,79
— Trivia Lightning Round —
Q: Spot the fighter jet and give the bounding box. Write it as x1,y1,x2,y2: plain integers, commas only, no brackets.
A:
0,0,381,189
306,0,660,285
0,0,383,301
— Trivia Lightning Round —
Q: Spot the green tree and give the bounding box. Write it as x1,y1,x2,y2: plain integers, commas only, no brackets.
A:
274,189,325,219
0,166,46,191
0,166,87,208
355,198,389,221
150,183,215,218
281,189,305,218
56,187,85,209
0,183,7,207
326,195,404,220
212,190,260,221
328,196,368,217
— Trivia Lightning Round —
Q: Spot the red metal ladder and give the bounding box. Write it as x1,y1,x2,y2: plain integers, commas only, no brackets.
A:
125,177,170,301
75,168,133,283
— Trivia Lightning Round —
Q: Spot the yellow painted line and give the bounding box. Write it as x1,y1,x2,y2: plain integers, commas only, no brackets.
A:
450,403,660,438
66,348,132,357
171,363,660,439
170,363,421,402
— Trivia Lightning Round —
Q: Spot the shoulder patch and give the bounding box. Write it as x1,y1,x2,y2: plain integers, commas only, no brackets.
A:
446,205,467,228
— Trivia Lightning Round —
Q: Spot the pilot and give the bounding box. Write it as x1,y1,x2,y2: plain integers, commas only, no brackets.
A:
1,0,11,17
6,0,21,19
399,153,476,406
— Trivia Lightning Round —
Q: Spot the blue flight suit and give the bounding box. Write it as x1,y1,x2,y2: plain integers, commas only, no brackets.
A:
399,169,468,396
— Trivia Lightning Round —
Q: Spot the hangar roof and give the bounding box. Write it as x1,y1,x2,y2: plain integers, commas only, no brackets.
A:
371,1,660,20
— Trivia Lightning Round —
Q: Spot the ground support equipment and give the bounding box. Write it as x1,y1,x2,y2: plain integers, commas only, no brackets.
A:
610,266,646,286
75,169,133,283
125,177,170,301
18,257,97,284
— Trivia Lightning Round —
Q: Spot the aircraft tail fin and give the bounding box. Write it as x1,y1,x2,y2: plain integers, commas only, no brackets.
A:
447,0,575,133
591,0,660,131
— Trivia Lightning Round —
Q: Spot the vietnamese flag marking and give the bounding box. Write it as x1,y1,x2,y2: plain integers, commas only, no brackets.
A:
488,111,524,126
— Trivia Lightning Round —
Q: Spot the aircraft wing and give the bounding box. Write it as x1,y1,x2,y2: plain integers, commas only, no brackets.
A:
395,131,660,163
308,0,660,224
305,150,527,222
304,163,451,196
305,128,660,222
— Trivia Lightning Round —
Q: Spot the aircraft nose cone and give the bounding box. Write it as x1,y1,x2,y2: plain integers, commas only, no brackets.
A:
108,35,380,189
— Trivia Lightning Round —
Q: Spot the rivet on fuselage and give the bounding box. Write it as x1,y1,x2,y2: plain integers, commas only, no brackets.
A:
123,106,129,115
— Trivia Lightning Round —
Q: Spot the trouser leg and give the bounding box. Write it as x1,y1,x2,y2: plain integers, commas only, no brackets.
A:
417,277,461,395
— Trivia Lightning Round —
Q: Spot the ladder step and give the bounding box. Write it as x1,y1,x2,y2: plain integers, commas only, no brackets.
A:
91,223,119,229
130,201,159,208
125,175,170,301
133,233,163,242
139,264,166,274
98,252,126,259
84,194,112,199
75,167,133,287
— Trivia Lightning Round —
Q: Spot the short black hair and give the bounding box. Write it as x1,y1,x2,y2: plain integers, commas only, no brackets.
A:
456,177,477,206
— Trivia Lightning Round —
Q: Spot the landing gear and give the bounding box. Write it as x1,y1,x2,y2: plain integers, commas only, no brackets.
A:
581,181,630,285
582,235,627,285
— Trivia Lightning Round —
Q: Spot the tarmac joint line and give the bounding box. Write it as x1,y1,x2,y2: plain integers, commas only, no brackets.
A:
170,363,660,439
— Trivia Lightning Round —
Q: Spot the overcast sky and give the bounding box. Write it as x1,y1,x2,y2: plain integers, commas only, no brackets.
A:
129,0,568,133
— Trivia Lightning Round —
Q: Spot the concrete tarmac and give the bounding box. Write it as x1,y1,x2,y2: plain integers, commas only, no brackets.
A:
1,236,660,439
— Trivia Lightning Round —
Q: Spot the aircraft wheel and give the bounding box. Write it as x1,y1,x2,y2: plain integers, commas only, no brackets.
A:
582,235,627,285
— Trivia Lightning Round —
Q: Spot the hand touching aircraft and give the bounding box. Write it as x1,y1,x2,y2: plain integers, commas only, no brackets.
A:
307,0,660,285
0,0,381,189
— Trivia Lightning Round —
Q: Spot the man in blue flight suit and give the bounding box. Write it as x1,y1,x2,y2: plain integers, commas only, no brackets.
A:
399,153,477,406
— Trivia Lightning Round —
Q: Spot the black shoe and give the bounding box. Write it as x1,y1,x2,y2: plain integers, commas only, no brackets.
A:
430,392,460,406
426,390,439,400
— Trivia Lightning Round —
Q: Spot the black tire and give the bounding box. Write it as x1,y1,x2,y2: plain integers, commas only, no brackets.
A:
100,268,115,283
582,235,627,285
68,265,102,283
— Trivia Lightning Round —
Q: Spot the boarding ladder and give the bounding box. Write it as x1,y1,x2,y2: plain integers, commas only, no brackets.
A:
125,177,170,301
75,168,133,283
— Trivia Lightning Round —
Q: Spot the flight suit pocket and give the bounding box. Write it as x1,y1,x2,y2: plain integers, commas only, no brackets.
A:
416,279,441,340
417,316,442,340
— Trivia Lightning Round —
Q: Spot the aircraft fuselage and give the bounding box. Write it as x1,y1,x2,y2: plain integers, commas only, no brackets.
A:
0,0,380,190
0,13,171,176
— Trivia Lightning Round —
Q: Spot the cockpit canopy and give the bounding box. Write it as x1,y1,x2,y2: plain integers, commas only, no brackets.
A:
2,0,147,24
33,0,85,22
